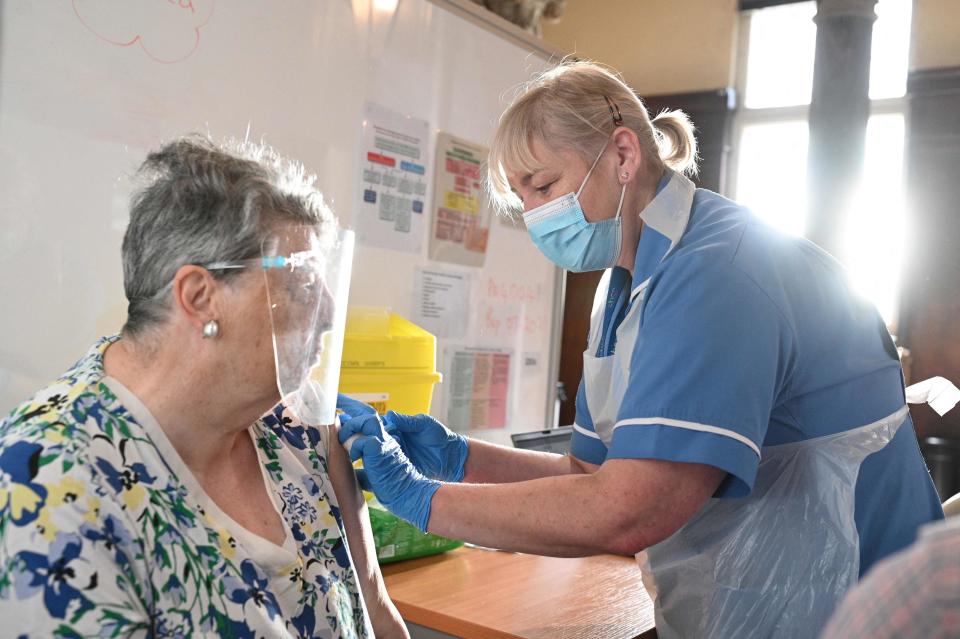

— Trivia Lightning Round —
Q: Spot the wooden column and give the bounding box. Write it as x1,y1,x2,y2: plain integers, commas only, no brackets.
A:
899,67,960,439
806,0,877,258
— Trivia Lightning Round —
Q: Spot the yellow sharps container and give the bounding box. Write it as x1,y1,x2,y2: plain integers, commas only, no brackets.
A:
338,307,442,415
338,307,459,564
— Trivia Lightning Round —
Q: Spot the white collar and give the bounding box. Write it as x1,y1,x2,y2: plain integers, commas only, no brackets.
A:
638,170,697,251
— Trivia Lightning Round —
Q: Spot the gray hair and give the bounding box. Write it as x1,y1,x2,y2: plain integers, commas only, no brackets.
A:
121,135,334,337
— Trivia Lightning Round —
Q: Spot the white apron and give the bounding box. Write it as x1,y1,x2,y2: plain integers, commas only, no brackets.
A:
582,173,904,638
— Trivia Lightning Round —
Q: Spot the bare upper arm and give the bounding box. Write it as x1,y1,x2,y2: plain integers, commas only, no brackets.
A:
323,423,408,637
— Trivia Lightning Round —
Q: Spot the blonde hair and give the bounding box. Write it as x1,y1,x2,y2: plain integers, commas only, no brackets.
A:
487,60,698,215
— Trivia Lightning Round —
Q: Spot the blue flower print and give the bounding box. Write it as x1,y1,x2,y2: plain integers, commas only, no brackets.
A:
223,560,281,621
263,405,309,451
153,607,193,637
0,440,49,525
302,474,321,497
12,533,95,620
94,439,157,494
199,604,256,639
162,574,188,605
281,482,317,524
330,537,351,569
291,603,316,637
80,514,134,565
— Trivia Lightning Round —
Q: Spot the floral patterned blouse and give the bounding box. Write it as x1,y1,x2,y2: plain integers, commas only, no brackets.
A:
0,336,373,638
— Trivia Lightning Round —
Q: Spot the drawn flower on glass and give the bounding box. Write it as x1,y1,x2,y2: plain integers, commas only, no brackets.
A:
12,532,96,620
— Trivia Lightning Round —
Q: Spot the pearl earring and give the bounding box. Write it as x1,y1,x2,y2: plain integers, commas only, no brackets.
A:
202,320,220,339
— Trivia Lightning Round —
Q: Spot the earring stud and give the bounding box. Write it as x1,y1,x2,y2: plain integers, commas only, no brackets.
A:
202,320,220,339
621,171,630,180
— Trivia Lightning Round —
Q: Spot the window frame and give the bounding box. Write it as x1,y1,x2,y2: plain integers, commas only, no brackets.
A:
727,6,911,330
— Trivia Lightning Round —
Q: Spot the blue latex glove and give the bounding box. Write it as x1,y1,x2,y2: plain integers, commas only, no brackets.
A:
337,412,441,532
382,411,469,483
336,393,378,420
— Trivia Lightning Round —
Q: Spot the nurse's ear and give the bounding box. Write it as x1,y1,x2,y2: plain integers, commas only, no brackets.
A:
612,126,643,186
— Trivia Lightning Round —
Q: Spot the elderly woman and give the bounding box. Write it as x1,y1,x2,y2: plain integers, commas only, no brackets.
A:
339,60,944,638
0,137,406,638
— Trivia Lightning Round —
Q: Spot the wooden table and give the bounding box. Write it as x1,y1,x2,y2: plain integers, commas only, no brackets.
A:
382,546,656,639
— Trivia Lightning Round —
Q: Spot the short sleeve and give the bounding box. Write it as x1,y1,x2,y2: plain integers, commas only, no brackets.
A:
609,256,792,497
570,378,607,465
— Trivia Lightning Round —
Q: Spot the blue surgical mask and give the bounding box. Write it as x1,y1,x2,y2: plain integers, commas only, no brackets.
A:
522,142,627,272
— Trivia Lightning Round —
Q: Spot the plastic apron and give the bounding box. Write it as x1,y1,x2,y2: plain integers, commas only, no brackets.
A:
582,173,907,638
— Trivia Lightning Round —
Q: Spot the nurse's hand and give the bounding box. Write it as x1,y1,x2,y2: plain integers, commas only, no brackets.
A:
338,394,469,483
338,412,440,532
382,412,469,483
337,393,379,419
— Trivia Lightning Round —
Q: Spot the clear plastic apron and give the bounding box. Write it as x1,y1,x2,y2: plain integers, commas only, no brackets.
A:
581,179,905,638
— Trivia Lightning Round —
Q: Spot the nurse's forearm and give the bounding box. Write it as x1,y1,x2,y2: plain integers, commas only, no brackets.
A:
429,458,724,557
462,438,598,484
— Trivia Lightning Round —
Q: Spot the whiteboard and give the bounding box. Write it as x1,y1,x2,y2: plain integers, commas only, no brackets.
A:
0,0,562,439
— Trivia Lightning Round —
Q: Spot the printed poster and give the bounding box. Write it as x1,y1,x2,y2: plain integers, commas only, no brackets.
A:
429,133,491,266
444,347,511,431
411,267,471,339
356,102,430,253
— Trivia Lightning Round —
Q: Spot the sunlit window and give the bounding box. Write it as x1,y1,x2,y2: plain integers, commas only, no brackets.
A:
869,0,912,99
743,2,817,109
844,114,906,324
734,120,808,236
732,0,912,327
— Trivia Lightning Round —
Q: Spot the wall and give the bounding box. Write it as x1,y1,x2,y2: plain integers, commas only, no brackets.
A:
544,0,960,87
541,0,739,95
910,0,960,70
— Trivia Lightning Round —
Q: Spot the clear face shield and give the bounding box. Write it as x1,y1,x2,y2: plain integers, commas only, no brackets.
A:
261,225,355,425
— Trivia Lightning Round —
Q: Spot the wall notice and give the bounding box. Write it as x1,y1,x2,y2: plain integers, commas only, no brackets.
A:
444,347,511,430
428,133,490,266
356,102,429,253
411,267,471,339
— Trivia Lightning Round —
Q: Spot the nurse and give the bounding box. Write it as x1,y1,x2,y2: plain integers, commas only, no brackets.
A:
339,61,944,637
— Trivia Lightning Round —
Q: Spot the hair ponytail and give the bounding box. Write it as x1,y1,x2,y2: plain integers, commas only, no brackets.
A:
651,110,698,176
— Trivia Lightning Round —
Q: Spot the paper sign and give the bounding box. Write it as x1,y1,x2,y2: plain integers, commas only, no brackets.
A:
356,102,429,253
412,267,471,339
429,133,491,266
445,347,511,430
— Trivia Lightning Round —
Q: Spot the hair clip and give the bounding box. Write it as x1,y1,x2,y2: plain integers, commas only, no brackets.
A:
603,95,623,126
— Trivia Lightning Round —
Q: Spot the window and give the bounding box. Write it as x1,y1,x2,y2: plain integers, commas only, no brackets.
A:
730,0,912,327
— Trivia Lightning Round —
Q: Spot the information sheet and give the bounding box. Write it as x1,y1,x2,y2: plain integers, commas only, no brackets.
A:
444,347,511,430
356,102,429,253
411,267,471,339
428,132,491,266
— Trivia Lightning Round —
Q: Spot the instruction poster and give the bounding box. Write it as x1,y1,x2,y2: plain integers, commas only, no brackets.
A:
356,102,429,253
428,133,491,266
444,347,511,430
411,267,471,339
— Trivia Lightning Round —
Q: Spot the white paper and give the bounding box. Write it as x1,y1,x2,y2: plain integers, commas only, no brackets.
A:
428,132,491,266
356,102,429,253
444,347,511,431
905,376,960,416
411,267,470,339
